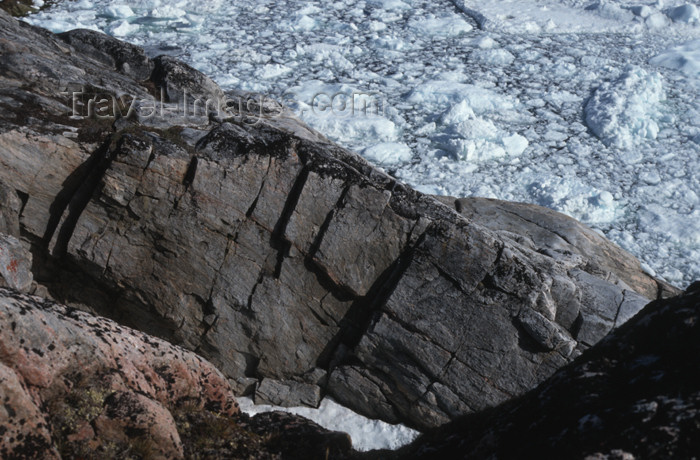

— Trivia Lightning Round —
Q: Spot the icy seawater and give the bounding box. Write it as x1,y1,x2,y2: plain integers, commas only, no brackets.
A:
26,0,700,287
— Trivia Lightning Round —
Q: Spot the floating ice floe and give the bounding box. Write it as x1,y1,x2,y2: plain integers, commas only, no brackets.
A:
408,14,472,37
362,142,413,165
432,100,528,162
584,66,665,151
286,81,400,147
650,39,700,76
104,4,134,18
666,4,699,24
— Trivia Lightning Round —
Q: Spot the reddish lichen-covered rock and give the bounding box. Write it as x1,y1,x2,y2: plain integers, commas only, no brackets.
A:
0,288,238,458
0,234,33,293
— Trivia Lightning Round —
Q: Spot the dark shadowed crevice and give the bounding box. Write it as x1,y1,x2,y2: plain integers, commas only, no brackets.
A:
244,156,272,218
271,166,309,279
182,155,198,187
300,184,356,300
306,187,350,261
15,189,28,217
612,289,627,328
51,136,116,258
570,311,584,341
42,137,112,249
316,230,429,370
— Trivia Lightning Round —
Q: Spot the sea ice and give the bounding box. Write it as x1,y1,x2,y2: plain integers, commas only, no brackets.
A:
408,14,472,37
650,39,700,76
362,142,413,164
585,67,665,150
104,4,133,18
666,4,699,23
107,19,139,36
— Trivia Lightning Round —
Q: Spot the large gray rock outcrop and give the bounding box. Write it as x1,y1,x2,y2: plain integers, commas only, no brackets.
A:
0,10,676,430
392,283,700,459
434,196,678,300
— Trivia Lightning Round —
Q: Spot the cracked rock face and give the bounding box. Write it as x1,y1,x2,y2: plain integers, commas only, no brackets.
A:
395,284,700,459
0,10,677,430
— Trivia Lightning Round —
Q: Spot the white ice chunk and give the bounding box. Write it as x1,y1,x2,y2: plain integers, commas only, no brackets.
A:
287,81,399,147
362,142,412,164
640,169,662,185
630,5,652,18
407,81,518,117
150,5,187,18
646,12,669,28
408,15,472,37
107,20,139,36
650,40,700,77
432,100,527,162
295,15,316,31
502,133,529,156
105,4,134,18
666,4,699,23
472,49,515,66
473,36,497,49
584,67,665,150
366,0,410,10
585,2,635,21
255,64,292,79
528,176,618,224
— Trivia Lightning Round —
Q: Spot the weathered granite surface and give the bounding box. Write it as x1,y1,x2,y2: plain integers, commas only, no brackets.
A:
0,287,238,459
388,282,700,459
0,233,33,292
0,10,677,430
434,196,678,300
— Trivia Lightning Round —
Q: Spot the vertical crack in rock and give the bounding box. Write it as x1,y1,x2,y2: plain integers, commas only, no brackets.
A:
306,185,350,261
613,289,627,328
52,136,116,258
271,166,309,279
246,267,267,313
300,185,355,298
317,229,429,370
42,136,113,250
245,156,273,218
182,155,198,187
15,189,29,218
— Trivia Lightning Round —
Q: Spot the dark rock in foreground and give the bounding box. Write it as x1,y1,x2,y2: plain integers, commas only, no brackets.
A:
388,283,700,459
0,9,678,430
